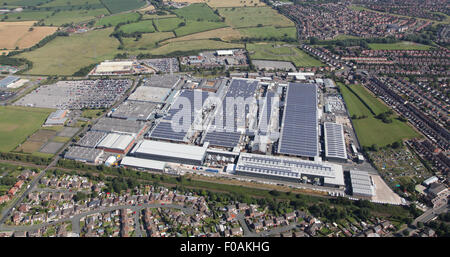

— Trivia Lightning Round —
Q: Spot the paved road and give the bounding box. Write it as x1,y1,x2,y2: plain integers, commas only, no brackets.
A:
412,203,449,226
134,209,142,237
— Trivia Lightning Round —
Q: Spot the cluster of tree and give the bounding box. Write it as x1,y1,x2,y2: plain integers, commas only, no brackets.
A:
0,152,51,166
375,110,394,124
72,63,97,76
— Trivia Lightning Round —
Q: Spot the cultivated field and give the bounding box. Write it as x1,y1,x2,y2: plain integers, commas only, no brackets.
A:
165,0,265,8
247,43,324,67
368,41,433,50
153,17,184,32
101,0,147,14
95,12,141,27
17,28,120,75
218,6,294,28
148,39,244,55
174,20,227,37
238,26,297,40
0,106,53,152
0,21,58,50
118,19,156,34
338,83,419,147
162,27,242,44
173,3,221,21
122,32,175,50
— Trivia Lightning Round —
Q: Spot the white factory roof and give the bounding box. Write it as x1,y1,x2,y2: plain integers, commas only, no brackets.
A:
95,61,133,73
97,133,134,151
216,50,234,56
131,140,207,162
350,170,375,197
121,156,166,171
236,152,345,187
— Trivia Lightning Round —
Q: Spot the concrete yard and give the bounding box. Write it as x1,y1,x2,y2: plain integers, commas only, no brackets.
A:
371,174,403,205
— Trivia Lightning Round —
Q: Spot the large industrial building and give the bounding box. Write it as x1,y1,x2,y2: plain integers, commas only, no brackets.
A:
96,133,135,154
110,101,157,121
64,146,103,163
127,86,172,103
349,170,375,198
324,122,348,162
130,140,208,166
236,152,345,188
278,83,319,159
91,117,147,137
120,156,167,172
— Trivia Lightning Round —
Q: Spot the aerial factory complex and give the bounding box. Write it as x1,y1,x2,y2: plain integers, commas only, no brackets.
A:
0,0,448,239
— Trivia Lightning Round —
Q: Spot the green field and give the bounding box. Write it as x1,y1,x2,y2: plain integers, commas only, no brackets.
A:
173,3,221,22
1,8,110,26
338,82,419,147
368,41,433,50
95,12,141,27
101,0,146,14
153,17,184,32
148,39,243,55
118,19,155,34
238,26,297,40
218,6,294,28
174,20,227,37
122,32,174,50
0,106,53,152
247,42,323,67
17,28,120,75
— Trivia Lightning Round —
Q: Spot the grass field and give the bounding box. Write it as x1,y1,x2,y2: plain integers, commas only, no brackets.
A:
238,26,296,40
17,28,120,75
173,3,221,21
348,84,389,115
101,0,146,14
174,20,227,37
122,32,174,50
148,39,243,55
247,43,324,67
338,82,419,147
0,21,58,51
0,106,53,152
95,12,141,27
118,19,156,34
153,17,184,32
166,0,265,8
1,8,110,26
162,27,241,44
218,7,294,28
368,41,432,50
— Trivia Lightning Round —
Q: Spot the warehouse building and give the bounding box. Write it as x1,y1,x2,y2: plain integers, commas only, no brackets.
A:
349,170,375,198
44,109,68,126
93,61,133,75
236,152,345,188
91,117,147,137
97,133,135,154
324,122,348,162
130,140,208,166
76,131,107,148
64,146,103,163
110,101,157,121
120,156,167,172
127,86,172,103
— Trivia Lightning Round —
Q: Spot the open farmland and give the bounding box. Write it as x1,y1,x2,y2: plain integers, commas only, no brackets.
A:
173,3,221,21
162,27,241,44
153,17,184,32
368,41,433,50
338,83,419,147
174,20,227,37
218,6,294,28
247,43,324,67
0,106,52,152
238,26,297,40
101,0,147,14
165,0,266,8
95,12,141,27
122,32,175,50
148,39,243,55
0,21,58,51
17,28,120,75
118,19,156,34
